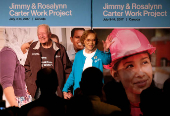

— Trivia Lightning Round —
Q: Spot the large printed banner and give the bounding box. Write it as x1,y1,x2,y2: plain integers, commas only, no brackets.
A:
0,0,170,27
93,0,170,28
0,0,91,27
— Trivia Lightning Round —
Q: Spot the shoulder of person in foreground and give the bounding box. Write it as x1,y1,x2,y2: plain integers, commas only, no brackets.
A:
140,82,165,116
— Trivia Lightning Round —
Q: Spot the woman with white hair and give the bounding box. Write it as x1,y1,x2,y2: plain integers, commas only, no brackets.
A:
0,28,33,107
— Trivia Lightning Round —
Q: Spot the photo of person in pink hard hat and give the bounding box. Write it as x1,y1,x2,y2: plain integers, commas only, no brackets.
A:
103,29,165,116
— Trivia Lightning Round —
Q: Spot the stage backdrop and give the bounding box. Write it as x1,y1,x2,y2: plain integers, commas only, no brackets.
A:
0,0,170,108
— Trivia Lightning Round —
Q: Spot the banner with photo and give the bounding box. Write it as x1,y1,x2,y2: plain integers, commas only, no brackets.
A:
0,0,170,84
92,0,170,88
0,0,92,107
0,0,91,52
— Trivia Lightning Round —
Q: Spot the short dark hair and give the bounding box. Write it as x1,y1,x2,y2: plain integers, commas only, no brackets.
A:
80,30,99,46
36,68,58,90
51,34,59,42
51,34,58,39
80,67,103,96
71,28,85,37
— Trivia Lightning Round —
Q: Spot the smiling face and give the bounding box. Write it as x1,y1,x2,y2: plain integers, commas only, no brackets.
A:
71,30,84,52
111,52,153,95
84,33,96,53
37,25,51,44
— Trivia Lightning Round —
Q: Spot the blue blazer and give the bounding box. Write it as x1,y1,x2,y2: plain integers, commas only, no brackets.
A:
62,49,111,94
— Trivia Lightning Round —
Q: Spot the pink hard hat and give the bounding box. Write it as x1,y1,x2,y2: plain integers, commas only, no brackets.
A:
104,29,156,69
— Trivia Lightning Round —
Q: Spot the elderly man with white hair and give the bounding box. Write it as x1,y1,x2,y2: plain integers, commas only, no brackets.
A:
24,24,72,99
